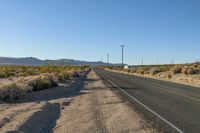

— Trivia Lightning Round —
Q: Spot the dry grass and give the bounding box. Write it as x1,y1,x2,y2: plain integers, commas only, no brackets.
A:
0,66,90,102
0,65,89,78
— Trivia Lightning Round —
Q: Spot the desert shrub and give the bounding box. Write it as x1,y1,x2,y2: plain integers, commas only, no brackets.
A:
62,71,70,79
122,69,130,73
187,68,196,75
181,66,189,75
0,71,8,78
50,78,58,87
136,67,149,75
192,63,199,68
167,74,172,79
24,68,40,76
182,66,197,75
149,67,161,75
136,69,145,75
56,73,65,81
159,66,171,72
144,69,150,74
70,71,80,78
0,65,89,102
170,65,182,75
0,65,89,78
32,79,52,91
0,82,31,102
130,68,137,73
56,72,70,81
106,66,114,69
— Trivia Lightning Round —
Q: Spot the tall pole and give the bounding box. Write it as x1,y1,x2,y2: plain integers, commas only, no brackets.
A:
107,54,110,66
120,45,125,68
101,57,103,62
157,58,159,65
141,59,143,66
172,58,174,65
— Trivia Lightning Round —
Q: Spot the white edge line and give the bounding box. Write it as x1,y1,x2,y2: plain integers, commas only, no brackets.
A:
106,78,184,133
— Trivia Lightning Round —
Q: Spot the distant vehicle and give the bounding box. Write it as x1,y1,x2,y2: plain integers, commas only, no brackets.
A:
124,65,130,69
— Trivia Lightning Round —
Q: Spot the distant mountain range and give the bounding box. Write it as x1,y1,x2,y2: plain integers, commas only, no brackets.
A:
0,57,119,66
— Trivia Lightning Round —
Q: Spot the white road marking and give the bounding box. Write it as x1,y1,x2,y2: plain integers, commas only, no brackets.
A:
106,78,184,133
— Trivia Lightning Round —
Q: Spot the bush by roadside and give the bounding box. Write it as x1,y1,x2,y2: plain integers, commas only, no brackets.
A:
0,66,91,102
33,79,52,91
0,65,89,78
170,65,182,75
0,71,8,78
149,67,161,75
0,82,32,102
135,67,149,75
181,66,198,75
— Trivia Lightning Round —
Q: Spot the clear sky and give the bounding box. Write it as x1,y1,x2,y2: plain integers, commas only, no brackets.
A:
0,0,200,65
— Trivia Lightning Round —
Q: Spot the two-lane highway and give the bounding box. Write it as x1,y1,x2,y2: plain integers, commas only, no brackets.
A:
95,68,200,133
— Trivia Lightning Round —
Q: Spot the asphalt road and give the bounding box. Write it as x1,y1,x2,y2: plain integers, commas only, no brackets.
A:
95,68,200,133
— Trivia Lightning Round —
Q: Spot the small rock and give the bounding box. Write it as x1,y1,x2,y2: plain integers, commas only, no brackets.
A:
3,117,11,123
62,99,71,106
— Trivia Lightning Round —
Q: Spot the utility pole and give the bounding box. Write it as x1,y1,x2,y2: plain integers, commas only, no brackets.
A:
172,58,174,65
141,59,143,66
120,45,125,68
101,57,104,63
107,54,110,66
157,58,159,65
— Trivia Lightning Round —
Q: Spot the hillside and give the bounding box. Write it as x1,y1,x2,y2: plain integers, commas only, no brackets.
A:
0,57,116,66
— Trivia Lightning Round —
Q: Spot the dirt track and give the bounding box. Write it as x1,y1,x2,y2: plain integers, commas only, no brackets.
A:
54,71,155,133
0,70,155,133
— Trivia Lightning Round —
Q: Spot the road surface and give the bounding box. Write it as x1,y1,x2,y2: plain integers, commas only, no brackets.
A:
95,68,200,133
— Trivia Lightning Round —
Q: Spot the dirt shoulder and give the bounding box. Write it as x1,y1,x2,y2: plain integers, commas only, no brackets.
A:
0,77,83,133
54,70,156,133
0,70,156,133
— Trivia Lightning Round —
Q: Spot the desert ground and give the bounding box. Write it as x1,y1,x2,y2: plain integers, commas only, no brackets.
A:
0,70,156,133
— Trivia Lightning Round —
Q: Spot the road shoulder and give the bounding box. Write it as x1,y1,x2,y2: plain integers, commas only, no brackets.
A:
54,70,157,133
105,68,200,88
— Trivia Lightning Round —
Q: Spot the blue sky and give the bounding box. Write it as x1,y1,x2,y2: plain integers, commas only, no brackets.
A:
0,0,200,65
